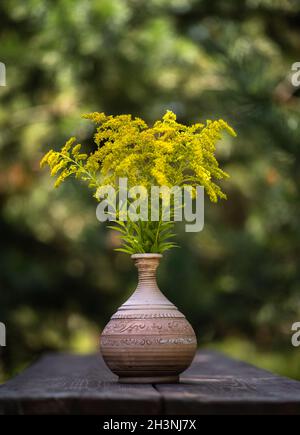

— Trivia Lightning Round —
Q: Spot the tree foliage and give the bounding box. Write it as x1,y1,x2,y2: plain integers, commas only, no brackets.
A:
0,0,300,380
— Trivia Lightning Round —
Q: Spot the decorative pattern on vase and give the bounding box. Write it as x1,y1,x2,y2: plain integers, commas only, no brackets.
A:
100,254,197,383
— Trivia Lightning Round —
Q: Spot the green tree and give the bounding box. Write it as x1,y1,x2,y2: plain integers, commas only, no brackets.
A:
0,0,300,380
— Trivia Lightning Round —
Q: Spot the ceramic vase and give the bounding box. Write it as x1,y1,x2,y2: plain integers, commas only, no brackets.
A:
100,253,197,383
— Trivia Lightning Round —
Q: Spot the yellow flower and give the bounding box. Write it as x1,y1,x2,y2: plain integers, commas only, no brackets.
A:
40,110,236,202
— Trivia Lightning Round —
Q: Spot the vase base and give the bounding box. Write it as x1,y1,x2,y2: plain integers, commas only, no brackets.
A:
118,375,179,384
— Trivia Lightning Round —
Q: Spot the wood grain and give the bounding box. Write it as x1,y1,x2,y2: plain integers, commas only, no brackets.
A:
1,351,300,415
0,354,161,415
158,351,300,415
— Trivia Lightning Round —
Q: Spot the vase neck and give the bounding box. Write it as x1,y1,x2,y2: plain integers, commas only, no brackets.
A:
119,254,177,311
135,256,160,288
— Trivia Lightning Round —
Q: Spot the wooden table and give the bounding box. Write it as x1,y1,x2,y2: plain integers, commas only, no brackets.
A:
0,350,300,415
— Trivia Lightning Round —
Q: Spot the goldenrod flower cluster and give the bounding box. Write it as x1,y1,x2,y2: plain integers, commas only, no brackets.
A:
40,110,236,203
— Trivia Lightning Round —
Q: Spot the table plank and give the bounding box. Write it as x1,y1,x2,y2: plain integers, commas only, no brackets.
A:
0,354,161,415
157,351,300,415
1,350,300,415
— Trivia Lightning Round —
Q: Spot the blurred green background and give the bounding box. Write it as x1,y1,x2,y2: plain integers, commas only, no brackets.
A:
1,0,300,382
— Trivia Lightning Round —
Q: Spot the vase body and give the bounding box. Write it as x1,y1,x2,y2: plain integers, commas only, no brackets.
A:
100,253,197,383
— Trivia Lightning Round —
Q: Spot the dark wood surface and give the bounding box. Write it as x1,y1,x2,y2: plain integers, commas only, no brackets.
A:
1,350,300,415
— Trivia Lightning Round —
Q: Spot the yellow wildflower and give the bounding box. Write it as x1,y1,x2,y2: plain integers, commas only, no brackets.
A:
40,110,236,202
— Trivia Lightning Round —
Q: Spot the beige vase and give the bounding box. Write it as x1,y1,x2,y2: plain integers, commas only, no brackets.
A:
100,253,197,383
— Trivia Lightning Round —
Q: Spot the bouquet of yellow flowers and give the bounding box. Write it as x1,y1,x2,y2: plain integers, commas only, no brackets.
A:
41,111,236,254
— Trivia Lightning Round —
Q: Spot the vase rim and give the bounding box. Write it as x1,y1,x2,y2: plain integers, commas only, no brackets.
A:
131,253,163,259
